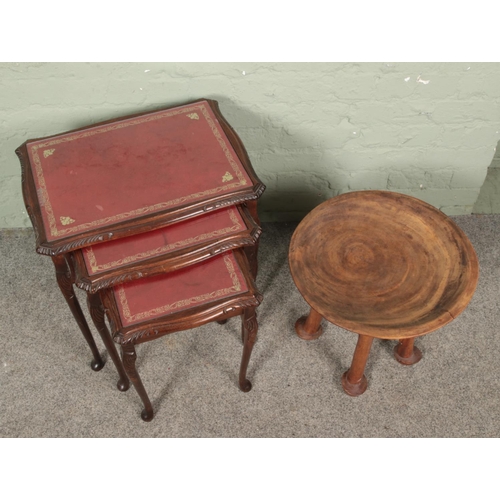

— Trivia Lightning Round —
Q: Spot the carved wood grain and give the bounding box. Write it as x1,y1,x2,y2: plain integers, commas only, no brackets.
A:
289,190,479,339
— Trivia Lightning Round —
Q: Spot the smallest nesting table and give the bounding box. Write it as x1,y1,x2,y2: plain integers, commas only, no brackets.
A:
289,190,479,396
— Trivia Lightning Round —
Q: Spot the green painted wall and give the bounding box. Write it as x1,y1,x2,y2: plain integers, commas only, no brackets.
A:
472,141,500,213
1,62,499,227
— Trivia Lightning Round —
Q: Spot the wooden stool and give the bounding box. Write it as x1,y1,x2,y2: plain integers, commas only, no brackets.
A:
289,190,479,396
95,249,261,421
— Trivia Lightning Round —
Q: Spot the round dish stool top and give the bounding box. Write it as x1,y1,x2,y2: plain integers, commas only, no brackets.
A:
289,190,479,339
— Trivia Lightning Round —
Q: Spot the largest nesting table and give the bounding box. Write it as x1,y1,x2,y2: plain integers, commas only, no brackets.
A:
289,190,479,396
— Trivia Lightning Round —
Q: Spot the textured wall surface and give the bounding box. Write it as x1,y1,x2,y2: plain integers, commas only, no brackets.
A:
473,145,500,214
1,62,499,226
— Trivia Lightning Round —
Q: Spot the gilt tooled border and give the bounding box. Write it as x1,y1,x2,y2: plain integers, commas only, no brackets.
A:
85,206,243,273
117,254,243,325
30,103,248,239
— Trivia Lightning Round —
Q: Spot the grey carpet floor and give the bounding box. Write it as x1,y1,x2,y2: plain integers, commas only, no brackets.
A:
1,216,499,438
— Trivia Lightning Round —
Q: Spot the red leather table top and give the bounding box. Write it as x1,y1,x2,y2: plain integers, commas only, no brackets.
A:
82,205,245,275
26,100,252,243
114,252,248,326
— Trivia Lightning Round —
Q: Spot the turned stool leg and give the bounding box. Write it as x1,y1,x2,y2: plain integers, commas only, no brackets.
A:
342,334,374,396
394,338,422,365
295,307,324,340
52,255,104,371
121,344,154,422
239,308,258,392
87,293,130,392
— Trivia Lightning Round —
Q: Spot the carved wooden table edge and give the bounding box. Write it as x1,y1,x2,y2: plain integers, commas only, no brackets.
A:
15,98,265,257
70,203,262,294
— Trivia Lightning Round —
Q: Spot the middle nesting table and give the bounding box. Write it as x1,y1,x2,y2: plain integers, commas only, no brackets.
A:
71,204,261,293
68,203,262,420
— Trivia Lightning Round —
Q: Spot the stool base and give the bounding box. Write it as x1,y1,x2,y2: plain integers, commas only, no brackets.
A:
295,316,323,340
341,371,368,396
394,344,422,365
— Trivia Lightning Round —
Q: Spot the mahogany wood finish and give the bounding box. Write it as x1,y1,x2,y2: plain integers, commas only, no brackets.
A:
239,307,259,392
87,292,129,391
52,254,104,371
121,343,153,422
71,204,261,293
16,99,265,257
98,249,262,421
244,200,261,277
289,190,479,396
16,98,265,376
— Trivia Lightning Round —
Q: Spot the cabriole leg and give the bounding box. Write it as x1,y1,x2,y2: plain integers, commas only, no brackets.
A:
121,343,154,422
52,255,104,371
87,293,130,391
239,307,258,392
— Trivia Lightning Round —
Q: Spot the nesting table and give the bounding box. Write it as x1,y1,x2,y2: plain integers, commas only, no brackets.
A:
289,190,479,396
16,98,265,419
